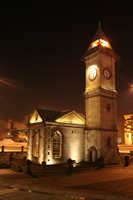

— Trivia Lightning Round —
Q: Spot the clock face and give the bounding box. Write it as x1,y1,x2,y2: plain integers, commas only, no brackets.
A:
103,68,111,79
89,68,97,81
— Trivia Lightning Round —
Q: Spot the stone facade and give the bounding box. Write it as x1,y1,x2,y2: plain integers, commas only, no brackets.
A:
82,25,119,164
117,110,125,144
0,152,26,166
27,24,119,165
27,110,85,164
124,114,133,145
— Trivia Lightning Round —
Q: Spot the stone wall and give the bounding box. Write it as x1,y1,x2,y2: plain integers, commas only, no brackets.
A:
0,152,27,167
117,110,125,144
119,153,133,164
28,124,85,165
45,125,85,165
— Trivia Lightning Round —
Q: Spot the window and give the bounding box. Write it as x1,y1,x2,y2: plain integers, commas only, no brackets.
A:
11,122,14,129
32,130,39,157
107,104,111,112
53,131,62,158
107,137,111,146
48,139,50,143
35,114,39,122
117,138,122,144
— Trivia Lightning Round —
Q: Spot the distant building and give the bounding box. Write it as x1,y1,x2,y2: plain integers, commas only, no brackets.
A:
117,110,125,144
124,114,133,145
7,120,27,130
7,120,28,142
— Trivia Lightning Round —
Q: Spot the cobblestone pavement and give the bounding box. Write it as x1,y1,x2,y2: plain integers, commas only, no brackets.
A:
0,165,133,199
0,185,131,200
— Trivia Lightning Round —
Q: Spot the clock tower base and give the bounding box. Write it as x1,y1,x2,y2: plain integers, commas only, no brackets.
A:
85,129,118,164
84,88,118,164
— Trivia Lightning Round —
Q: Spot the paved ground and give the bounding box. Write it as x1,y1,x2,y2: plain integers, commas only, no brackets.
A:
0,165,133,199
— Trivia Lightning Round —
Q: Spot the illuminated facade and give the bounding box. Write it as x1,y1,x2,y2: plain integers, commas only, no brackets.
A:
27,109,85,164
27,23,119,164
81,22,119,164
124,114,133,145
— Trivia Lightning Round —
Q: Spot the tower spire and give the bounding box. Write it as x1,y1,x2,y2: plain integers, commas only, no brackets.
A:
81,23,120,62
98,21,101,28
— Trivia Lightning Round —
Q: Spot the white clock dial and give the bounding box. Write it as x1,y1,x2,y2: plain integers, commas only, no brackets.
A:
103,68,111,79
89,68,97,81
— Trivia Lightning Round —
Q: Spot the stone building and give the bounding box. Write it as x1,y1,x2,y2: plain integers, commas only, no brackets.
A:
124,114,133,145
27,109,85,165
27,23,119,165
117,110,125,144
7,120,27,130
7,119,28,142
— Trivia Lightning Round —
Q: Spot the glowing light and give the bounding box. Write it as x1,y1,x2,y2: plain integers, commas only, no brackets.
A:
130,84,133,91
87,65,98,82
39,155,44,164
88,65,97,76
100,39,108,47
125,132,132,145
55,110,85,125
69,140,81,162
124,114,133,145
29,110,43,124
47,158,51,165
89,65,97,71
90,39,112,49
92,43,97,47
0,78,17,89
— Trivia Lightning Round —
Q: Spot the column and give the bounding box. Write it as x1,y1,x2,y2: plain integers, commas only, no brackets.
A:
39,128,45,164
27,130,33,161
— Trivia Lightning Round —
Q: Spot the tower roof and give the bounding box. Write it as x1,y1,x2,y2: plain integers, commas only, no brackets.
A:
81,22,120,62
91,22,108,44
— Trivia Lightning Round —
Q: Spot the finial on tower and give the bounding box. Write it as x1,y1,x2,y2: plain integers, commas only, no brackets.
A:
98,21,101,28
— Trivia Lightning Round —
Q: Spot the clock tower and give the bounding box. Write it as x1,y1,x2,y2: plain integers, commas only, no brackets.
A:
81,23,119,164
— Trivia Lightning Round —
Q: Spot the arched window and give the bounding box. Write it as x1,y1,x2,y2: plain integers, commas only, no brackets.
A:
53,131,62,158
32,130,39,157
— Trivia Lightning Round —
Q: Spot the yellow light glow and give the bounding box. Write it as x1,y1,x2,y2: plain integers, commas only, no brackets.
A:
88,65,97,75
55,111,85,125
124,114,133,145
47,158,52,165
27,150,32,160
90,39,112,49
125,132,132,145
29,110,43,124
87,65,98,82
89,66,96,76
92,43,97,47
100,39,108,47
130,84,133,91
69,140,81,162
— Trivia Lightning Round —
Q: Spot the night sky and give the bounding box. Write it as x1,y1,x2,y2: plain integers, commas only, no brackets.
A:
0,1,133,121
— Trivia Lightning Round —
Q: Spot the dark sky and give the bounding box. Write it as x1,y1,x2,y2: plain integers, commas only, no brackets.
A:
0,1,133,120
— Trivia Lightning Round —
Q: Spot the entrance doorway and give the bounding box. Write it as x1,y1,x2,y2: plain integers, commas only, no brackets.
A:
88,146,97,162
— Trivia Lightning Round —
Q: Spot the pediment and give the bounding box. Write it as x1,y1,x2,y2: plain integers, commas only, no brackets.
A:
55,110,85,125
29,109,43,124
